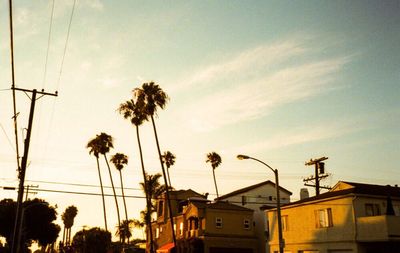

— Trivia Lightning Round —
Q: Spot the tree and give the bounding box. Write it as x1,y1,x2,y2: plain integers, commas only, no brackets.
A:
0,198,60,252
115,219,134,244
206,152,222,198
161,151,176,187
139,173,162,211
87,136,108,231
72,227,111,253
118,98,155,253
62,205,78,246
110,153,129,225
134,82,176,246
97,132,122,231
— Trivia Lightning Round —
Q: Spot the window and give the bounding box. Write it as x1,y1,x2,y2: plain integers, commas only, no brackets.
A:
242,196,247,205
215,217,223,228
315,208,333,228
365,203,380,216
155,228,159,238
394,205,400,216
179,222,183,236
243,219,251,229
281,215,288,231
157,200,164,217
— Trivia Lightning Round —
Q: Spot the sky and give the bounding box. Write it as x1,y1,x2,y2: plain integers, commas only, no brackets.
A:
0,0,399,242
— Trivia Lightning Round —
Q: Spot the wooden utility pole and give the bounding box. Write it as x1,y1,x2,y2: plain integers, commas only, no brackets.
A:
303,157,331,196
11,88,57,253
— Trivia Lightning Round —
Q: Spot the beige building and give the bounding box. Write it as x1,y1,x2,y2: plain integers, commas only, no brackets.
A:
216,180,292,253
152,190,259,253
265,181,400,253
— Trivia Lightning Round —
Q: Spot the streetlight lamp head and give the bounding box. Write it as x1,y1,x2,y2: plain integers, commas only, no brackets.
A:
237,154,250,160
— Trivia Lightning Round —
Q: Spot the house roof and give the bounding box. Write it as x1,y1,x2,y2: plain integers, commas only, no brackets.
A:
216,180,292,201
261,181,400,210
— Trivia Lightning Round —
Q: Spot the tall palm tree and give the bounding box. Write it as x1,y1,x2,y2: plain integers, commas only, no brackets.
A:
118,98,155,253
97,132,121,231
161,151,176,187
135,82,176,246
61,205,78,246
87,136,108,231
110,153,129,224
206,152,222,198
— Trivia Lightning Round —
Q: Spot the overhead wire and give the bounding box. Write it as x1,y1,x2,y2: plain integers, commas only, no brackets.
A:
8,0,21,172
56,0,76,91
41,0,55,90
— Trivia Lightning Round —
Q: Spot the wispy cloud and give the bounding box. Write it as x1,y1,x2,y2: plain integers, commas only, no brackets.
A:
226,120,362,155
175,36,352,132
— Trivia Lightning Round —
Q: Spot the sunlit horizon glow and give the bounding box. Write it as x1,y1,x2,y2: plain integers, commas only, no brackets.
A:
0,0,399,244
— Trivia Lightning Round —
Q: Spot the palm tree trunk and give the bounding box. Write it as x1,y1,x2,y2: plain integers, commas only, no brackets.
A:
212,168,219,198
104,154,121,230
150,115,177,246
62,226,66,246
166,168,172,187
136,125,155,253
96,157,108,231
119,170,129,222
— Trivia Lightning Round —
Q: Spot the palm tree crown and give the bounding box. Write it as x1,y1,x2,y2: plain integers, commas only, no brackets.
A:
134,81,169,117
118,99,148,126
87,137,101,158
110,153,128,171
206,152,222,170
97,132,114,155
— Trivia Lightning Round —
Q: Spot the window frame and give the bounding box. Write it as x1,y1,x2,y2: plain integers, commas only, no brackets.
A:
315,208,333,228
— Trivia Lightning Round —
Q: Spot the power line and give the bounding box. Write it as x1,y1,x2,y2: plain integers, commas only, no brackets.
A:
41,0,55,90
56,0,76,90
0,123,16,152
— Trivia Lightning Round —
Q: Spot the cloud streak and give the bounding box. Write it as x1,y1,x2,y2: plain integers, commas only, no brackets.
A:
175,36,352,132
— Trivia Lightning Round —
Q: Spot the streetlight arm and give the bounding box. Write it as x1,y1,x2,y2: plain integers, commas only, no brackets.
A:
237,154,277,174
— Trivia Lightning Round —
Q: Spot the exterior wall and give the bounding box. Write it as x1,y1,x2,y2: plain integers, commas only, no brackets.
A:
220,184,291,253
352,195,400,217
267,196,356,253
204,208,255,237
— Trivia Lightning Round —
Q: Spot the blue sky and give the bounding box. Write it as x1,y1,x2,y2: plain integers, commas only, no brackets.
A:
0,0,399,239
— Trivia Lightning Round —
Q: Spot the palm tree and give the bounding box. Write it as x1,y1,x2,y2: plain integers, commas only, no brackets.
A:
116,219,134,244
134,82,176,245
97,132,121,232
110,153,129,225
61,205,78,246
206,152,222,198
118,98,155,253
161,151,176,187
139,173,163,211
87,136,108,231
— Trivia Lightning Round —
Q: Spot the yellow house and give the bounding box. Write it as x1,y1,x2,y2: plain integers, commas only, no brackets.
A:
152,190,259,253
265,181,400,253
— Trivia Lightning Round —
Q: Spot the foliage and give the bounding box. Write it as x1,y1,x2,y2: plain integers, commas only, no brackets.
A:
0,198,60,251
110,153,128,171
62,206,78,229
72,227,111,253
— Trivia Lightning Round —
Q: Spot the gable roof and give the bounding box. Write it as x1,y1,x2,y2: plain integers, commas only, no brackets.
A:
216,180,292,201
262,181,400,210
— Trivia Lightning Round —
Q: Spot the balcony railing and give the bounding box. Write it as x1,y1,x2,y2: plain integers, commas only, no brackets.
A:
357,215,400,241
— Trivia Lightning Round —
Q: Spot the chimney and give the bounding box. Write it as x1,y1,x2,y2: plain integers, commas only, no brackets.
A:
300,188,309,200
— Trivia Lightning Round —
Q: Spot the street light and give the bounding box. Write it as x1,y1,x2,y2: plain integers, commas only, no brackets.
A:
237,154,284,253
